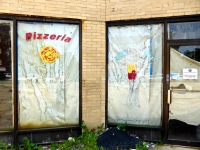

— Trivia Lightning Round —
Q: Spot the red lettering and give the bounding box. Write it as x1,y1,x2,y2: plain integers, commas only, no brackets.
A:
64,37,71,42
50,34,56,40
34,32,36,39
37,34,42,39
56,35,62,40
26,32,32,41
61,35,66,41
25,32,72,42
43,34,49,39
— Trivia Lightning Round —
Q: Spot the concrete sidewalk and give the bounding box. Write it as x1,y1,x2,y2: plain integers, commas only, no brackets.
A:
152,145,200,150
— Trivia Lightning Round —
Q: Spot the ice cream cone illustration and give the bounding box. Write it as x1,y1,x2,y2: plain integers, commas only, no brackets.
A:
126,62,140,108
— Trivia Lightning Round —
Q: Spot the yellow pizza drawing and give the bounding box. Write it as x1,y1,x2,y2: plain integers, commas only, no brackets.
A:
40,46,60,63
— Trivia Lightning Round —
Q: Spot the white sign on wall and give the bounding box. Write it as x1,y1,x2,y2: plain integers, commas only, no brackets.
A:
183,68,198,79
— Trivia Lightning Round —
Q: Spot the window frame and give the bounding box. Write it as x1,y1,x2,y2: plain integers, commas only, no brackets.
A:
106,16,200,146
0,15,82,147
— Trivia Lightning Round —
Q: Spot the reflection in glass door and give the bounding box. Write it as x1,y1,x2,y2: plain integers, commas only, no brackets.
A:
168,45,200,141
0,20,13,131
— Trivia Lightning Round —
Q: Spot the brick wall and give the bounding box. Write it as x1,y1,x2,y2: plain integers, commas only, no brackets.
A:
82,21,106,128
0,0,105,21
106,0,200,21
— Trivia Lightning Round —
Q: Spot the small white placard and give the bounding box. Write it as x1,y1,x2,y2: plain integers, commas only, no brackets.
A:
183,68,198,79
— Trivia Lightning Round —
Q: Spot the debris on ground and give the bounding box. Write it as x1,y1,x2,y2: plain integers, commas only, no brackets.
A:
97,127,143,150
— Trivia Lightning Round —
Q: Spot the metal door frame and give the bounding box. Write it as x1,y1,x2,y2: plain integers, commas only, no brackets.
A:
163,41,200,147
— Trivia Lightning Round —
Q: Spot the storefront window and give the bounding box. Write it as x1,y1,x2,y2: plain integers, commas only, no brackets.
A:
168,21,200,40
108,24,163,126
0,20,13,131
17,22,80,129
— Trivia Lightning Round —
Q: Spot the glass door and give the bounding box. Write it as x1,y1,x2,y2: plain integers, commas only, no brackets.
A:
168,44,200,141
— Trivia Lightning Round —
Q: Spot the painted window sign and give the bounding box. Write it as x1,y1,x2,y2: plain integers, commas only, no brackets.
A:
17,22,79,129
40,46,60,63
114,49,155,62
108,24,163,126
114,50,128,61
25,32,71,42
127,62,137,80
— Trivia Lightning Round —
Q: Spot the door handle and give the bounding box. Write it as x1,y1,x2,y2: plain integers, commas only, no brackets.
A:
168,89,171,104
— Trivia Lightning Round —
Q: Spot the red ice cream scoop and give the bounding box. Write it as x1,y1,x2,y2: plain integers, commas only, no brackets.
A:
128,70,137,80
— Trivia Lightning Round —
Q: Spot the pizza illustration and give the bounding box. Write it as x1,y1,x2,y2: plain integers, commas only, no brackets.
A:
40,46,60,63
